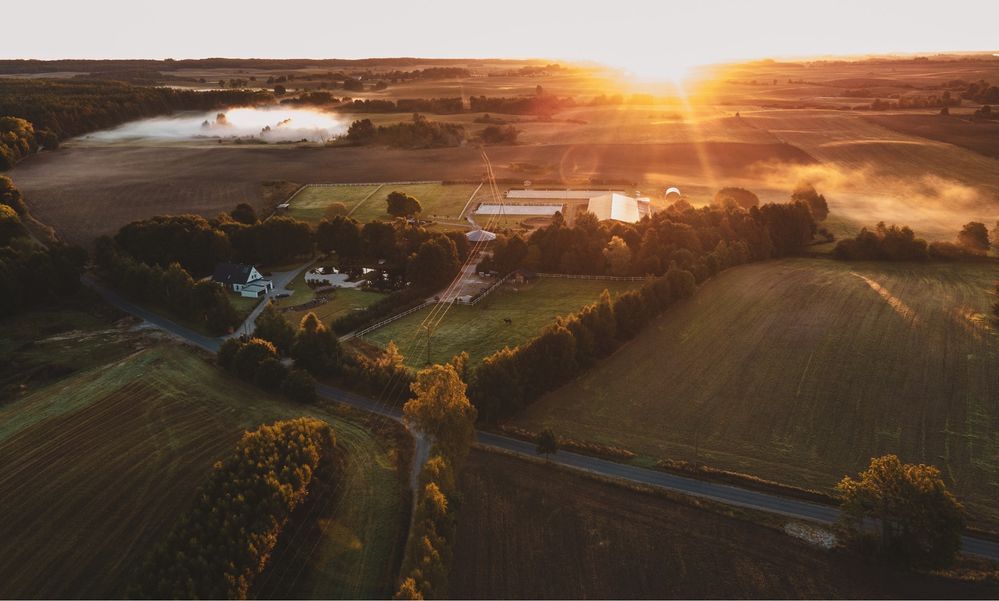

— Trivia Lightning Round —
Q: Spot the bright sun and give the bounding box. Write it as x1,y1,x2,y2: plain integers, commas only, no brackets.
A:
623,58,697,84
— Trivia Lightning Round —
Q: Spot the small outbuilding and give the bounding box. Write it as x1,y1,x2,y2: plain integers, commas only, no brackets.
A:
465,229,497,243
212,263,274,298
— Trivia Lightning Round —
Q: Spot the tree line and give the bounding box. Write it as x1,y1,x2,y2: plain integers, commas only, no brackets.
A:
480,197,818,280
0,176,87,316
338,98,465,114
0,78,270,168
833,220,995,261
395,361,477,600
346,114,466,149
131,418,337,599
468,268,695,421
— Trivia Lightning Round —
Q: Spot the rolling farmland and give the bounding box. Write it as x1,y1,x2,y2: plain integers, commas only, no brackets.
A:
451,450,999,598
514,258,999,527
0,340,408,599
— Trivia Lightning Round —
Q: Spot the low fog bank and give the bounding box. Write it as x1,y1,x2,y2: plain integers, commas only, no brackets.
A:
750,162,999,239
86,106,348,143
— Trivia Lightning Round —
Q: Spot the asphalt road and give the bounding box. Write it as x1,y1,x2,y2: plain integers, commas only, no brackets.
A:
85,277,999,561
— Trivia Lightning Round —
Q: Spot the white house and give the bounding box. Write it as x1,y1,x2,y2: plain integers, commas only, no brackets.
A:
212,263,274,298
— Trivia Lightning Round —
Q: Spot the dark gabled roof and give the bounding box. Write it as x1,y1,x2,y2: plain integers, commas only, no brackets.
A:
212,262,253,285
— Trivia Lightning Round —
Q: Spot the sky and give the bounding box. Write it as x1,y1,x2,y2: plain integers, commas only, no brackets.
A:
6,0,998,76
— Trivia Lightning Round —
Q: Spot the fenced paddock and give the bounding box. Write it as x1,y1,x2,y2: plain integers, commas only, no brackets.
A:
285,182,482,224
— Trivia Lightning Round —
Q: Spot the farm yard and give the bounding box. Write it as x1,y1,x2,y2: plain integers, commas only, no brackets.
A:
513,258,999,528
272,271,388,329
360,277,642,367
451,450,999,599
0,320,408,599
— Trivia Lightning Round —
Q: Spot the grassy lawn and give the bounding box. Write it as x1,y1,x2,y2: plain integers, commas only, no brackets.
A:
349,183,481,223
513,258,999,527
272,272,388,329
286,183,481,225
362,278,642,367
452,450,999,598
0,321,408,599
285,184,383,223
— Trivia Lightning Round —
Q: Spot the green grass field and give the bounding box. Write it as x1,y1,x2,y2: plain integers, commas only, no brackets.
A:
362,278,642,367
285,184,384,223
286,182,482,224
272,272,388,329
0,325,407,598
513,258,999,527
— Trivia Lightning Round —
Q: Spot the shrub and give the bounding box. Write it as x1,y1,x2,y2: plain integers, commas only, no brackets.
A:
233,337,277,380
282,368,317,403
255,357,289,391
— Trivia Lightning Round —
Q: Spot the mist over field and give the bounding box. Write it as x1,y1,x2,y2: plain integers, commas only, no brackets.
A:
752,162,999,237
86,106,348,143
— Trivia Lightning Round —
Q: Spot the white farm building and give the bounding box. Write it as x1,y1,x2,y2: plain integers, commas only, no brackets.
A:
585,192,652,224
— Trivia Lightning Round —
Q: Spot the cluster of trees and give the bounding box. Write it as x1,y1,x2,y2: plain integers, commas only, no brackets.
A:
479,198,816,280
218,332,320,403
790,182,830,221
0,116,46,170
0,78,269,167
387,191,423,217
315,214,466,289
834,221,992,261
712,187,760,210
479,124,519,144
107,210,315,277
468,94,574,117
96,247,240,334
957,79,999,104
838,455,964,569
0,177,88,315
396,363,477,600
346,114,466,149
468,268,696,421
133,418,337,598
234,302,415,398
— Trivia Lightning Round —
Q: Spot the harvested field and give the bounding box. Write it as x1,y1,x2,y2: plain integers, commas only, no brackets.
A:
8,141,814,245
451,450,999,599
361,277,642,367
0,336,408,599
865,114,999,159
514,258,999,527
